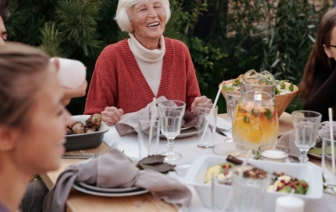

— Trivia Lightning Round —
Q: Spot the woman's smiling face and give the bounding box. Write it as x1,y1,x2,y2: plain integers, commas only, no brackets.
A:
13,66,72,175
128,0,166,49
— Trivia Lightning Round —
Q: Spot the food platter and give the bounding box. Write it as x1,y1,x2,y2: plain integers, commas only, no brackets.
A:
185,155,323,211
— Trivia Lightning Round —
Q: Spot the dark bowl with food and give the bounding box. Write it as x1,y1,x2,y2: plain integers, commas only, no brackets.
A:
65,114,109,151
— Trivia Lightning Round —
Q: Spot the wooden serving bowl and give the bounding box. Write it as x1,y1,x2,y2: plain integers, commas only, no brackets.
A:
219,82,299,117
273,82,299,117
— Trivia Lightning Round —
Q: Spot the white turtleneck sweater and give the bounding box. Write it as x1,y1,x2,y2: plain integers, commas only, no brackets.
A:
128,33,165,96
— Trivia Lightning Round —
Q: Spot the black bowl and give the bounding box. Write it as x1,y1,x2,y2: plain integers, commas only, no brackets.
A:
65,115,109,151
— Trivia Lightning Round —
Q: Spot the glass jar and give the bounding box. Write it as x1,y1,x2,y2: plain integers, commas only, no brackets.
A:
232,90,279,150
240,69,276,97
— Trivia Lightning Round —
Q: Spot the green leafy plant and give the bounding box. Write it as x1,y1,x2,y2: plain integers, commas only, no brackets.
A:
5,0,334,114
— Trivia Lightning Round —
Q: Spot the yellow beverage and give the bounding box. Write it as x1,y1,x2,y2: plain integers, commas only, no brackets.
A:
232,103,279,149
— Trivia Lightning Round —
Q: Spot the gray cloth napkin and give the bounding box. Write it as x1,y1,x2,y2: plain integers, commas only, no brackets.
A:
43,148,192,212
277,121,336,157
115,96,167,136
115,97,197,136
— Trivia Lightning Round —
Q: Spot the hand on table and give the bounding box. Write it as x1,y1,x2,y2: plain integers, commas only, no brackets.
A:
101,107,124,126
190,96,212,114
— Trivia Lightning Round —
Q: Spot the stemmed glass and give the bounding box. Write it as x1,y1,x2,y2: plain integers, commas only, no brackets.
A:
158,100,186,161
292,110,322,163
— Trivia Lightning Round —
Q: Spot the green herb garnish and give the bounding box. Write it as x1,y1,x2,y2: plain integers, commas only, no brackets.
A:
244,116,250,123
233,79,241,87
222,85,235,91
289,82,294,91
250,109,254,115
264,108,273,120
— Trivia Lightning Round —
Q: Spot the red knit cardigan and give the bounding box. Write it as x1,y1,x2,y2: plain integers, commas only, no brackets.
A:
84,37,201,114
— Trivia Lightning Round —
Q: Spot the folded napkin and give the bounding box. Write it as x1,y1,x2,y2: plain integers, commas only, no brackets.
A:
115,96,167,136
277,121,336,157
43,148,192,212
115,97,197,136
217,117,233,138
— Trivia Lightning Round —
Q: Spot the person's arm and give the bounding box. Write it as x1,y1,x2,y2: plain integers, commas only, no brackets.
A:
181,41,211,113
84,46,125,126
180,42,204,111
304,70,336,120
84,64,117,114
52,57,88,106
61,80,88,106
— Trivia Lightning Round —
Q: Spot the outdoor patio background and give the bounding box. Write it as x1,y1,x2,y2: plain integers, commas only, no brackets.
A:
5,0,335,114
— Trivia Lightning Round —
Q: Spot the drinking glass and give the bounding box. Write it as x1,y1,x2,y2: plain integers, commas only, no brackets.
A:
321,136,336,187
292,110,322,163
225,91,240,123
196,103,217,148
158,100,186,161
232,166,270,212
138,116,160,159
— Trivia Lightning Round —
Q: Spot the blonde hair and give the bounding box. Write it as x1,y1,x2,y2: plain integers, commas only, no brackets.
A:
115,0,171,33
0,42,51,127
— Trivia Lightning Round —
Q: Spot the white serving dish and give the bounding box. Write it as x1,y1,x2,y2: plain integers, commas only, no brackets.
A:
184,155,323,211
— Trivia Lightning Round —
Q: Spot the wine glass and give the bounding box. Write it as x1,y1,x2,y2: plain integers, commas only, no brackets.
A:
158,100,186,161
292,110,322,163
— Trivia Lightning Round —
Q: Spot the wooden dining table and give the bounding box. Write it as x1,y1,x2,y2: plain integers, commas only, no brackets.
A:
39,112,325,212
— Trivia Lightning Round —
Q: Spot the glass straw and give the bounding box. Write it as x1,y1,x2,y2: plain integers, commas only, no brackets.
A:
328,108,335,184
199,83,223,146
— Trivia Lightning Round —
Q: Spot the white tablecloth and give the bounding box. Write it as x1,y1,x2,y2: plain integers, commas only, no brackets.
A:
103,124,336,212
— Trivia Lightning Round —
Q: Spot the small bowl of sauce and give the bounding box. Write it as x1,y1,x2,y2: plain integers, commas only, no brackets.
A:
258,144,289,162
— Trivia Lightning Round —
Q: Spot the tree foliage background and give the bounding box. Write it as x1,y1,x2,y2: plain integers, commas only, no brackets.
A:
5,0,334,114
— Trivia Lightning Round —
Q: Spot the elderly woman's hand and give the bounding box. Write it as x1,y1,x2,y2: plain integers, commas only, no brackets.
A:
190,96,212,114
101,107,124,126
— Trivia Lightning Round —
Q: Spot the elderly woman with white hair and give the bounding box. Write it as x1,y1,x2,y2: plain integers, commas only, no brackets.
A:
84,0,211,126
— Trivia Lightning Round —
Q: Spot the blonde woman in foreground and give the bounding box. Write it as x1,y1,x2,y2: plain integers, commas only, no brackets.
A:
0,43,72,212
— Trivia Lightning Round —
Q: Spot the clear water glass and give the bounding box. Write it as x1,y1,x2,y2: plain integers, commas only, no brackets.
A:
225,91,240,123
292,110,322,163
158,100,186,161
322,136,336,187
232,167,270,212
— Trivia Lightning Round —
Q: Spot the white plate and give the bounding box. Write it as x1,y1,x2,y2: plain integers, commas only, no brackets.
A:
308,152,322,160
184,155,323,211
73,183,149,197
181,126,193,131
77,182,140,193
160,127,197,139
308,147,322,160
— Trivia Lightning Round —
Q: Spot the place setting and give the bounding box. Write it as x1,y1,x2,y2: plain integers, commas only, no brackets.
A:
72,182,149,197
182,70,336,212
44,70,336,212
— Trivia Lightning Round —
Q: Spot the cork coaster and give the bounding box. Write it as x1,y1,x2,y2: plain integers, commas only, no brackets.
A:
63,141,109,156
